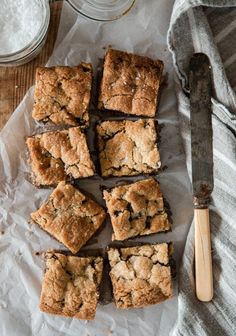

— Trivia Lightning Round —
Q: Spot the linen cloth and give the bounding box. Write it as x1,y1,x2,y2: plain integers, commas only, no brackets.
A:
168,1,236,335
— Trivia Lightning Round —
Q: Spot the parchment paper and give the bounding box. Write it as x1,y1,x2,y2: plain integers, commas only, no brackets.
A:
0,1,193,335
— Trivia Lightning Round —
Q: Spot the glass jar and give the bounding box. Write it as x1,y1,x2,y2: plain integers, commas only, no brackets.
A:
67,0,136,21
0,0,50,67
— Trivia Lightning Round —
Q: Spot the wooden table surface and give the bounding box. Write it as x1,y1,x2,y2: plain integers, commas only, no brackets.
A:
0,1,63,130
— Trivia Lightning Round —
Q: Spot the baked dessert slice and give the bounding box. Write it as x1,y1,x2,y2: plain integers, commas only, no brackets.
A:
31,182,106,254
108,243,173,309
97,119,161,177
98,49,164,117
40,251,103,320
32,64,92,127
26,127,95,186
103,178,171,240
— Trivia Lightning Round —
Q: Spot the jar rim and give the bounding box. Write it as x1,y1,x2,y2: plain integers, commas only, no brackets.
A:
67,0,136,22
0,0,50,64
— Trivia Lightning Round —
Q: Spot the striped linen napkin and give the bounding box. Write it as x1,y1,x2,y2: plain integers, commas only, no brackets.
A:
168,1,236,335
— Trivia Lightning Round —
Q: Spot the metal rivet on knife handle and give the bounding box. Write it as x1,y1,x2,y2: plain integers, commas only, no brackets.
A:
189,53,214,302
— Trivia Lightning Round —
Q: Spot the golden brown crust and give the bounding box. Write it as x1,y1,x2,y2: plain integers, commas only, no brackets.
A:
26,127,95,186
99,49,164,117
31,182,106,253
97,119,161,177
103,178,171,240
32,64,92,127
108,243,173,309
40,252,103,320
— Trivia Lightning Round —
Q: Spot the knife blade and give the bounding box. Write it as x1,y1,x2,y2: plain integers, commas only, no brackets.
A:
189,53,214,302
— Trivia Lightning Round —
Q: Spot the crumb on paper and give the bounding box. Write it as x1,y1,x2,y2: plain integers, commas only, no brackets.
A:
161,165,168,171
102,44,112,50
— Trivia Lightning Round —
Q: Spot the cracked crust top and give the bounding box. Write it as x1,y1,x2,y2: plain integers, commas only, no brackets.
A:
97,119,161,177
108,243,173,309
99,49,164,117
26,127,95,186
31,182,106,254
103,178,171,240
40,252,103,320
32,64,92,127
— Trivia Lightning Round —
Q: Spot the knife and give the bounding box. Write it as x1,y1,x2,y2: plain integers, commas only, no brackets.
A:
189,53,213,302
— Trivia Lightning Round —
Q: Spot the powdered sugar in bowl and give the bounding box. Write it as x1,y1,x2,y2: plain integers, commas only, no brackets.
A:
0,0,50,66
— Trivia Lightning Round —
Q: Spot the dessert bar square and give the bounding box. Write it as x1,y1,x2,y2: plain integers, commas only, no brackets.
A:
31,182,106,254
26,127,95,186
103,178,171,240
99,49,164,117
108,243,173,309
32,64,92,127
96,119,161,177
40,252,103,320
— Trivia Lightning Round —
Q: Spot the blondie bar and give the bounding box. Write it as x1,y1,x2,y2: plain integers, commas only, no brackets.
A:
31,182,106,254
40,252,103,320
108,243,173,309
99,49,163,117
103,178,170,240
97,119,161,177
26,127,95,186
32,64,92,126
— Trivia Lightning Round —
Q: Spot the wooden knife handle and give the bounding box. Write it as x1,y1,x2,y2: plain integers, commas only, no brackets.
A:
195,208,213,302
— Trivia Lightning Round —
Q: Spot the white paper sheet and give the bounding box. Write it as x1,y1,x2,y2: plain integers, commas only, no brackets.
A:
0,1,194,335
